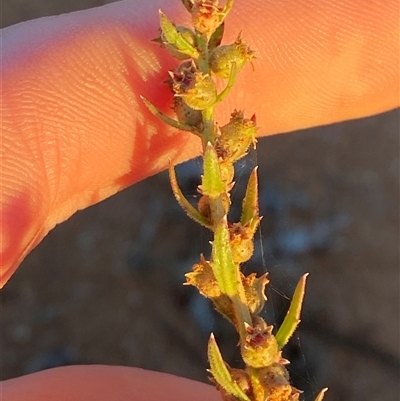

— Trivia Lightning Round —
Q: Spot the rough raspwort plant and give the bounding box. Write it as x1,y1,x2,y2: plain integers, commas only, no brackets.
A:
142,1,328,400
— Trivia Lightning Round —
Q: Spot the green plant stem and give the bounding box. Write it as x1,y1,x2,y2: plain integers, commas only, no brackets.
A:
215,62,237,104
200,105,252,340
201,107,215,146
196,34,210,72
140,95,201,136
146,2,328,398
231,294,252,340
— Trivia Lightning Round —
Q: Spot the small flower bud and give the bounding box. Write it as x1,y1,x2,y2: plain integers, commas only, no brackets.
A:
257,363,300,401
171,61,217,110
198,194,230,223
216,110,257,163
229,222,254,264
242,273,269,315
212,368,252,401
173,97,203,129
198,195,212,222
210,34,255,79
185,255,221,298
219,161,234,185
191,0,224,38
241,318,280,368
160,26,198,60
158,11,199,59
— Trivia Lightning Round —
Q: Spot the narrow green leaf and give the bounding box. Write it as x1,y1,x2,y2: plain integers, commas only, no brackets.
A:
208,22,225,52
275,273,308,347
159,10,199,58
240,167,259,226
314,388,328,401
215,61,237,103
211,218,238,297
201,143,225,199
219,0,235,26
208,334,251,401
140,96,201,137
140,96,200,136
169,165,213,229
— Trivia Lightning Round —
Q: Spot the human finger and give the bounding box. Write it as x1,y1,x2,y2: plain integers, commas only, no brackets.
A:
2,365,220,401
1,0,398,287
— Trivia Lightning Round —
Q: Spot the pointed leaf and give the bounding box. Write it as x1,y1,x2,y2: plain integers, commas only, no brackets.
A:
141,96,200,135
208,22,225,51
211,218,238,297
275,274,308,348
240,167,259,226
208,334,251,401
159,10,199,58
222,0,234,20
169,165,213,229
217,0,235,28
315,388,328,401
201,143,225,199
215,61,237,103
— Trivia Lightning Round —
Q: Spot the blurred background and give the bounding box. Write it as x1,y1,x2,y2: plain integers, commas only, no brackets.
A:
2,2,399,401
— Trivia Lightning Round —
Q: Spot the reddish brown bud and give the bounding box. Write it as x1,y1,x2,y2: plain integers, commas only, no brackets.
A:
241,318,280,368
171,61,217,110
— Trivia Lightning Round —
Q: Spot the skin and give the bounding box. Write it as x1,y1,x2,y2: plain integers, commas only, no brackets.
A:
1,0,398,399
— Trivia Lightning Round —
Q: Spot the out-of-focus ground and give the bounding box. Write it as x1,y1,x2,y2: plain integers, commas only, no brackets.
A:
2,2,399,401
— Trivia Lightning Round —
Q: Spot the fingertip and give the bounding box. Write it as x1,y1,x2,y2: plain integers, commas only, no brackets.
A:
2,0,398,285
0,190,46,288
3,365,221,401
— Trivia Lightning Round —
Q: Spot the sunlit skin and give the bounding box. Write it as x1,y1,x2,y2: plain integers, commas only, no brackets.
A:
1,0,398,399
